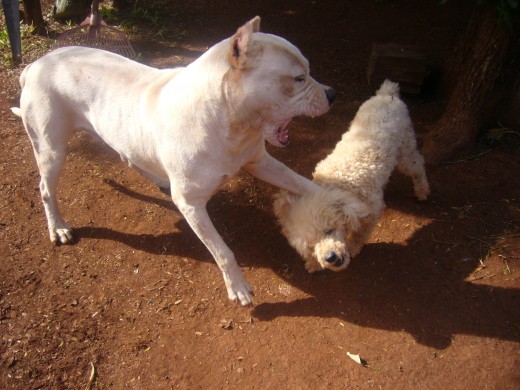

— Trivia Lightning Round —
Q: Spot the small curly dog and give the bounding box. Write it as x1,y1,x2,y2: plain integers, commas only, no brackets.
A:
274,80,430,272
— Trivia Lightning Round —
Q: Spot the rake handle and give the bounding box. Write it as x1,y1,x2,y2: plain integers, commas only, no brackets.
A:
1,0,22,64
90,0,101,27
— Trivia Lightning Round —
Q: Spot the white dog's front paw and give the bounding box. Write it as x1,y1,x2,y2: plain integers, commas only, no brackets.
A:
50,226,74,244
223,269,253,306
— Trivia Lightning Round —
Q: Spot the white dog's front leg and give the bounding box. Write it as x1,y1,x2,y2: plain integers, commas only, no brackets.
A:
245,153,319,195
175,200,253,306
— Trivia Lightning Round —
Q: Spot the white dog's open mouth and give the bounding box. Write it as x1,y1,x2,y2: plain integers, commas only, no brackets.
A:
265,119,292,147
276,119,291,146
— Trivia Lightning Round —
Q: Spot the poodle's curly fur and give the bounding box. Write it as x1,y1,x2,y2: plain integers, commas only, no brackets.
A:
274,80,430,273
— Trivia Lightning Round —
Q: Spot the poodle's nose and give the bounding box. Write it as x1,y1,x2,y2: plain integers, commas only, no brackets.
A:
325,251,339,264
325,251,345,267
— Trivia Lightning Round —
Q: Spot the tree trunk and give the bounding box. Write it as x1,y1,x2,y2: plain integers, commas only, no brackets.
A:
113,0,131,10
421,4,519,164
21,0,46,34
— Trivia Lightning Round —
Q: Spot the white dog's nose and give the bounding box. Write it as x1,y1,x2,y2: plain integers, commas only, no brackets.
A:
325,88,337,105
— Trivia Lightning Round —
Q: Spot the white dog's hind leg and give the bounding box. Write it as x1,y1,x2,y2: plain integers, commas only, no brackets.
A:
173,196,253,306
27,126,73,244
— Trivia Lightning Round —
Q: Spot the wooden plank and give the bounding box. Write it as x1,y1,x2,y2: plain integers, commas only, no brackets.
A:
368,44,427,94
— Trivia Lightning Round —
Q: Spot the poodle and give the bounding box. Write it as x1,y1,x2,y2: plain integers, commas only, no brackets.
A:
274,80,430,272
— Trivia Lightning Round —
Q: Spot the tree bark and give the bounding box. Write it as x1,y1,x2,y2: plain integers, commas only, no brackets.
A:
421,4,519,164
21,0,46,34
113,0,131,10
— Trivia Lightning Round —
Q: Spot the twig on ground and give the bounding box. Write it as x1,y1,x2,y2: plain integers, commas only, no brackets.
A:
442,150,492,164
85,362,95,390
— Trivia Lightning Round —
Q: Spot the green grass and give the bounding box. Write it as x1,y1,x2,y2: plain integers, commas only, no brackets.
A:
0,22,53,68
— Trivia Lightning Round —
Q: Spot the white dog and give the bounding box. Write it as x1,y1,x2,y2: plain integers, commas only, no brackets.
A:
11,17,336,306
274,80,430,273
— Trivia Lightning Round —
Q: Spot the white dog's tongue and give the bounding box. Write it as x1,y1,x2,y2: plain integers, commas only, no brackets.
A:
277,120,291,146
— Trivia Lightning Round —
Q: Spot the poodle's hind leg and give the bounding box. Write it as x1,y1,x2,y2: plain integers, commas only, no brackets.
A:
397,128,430,200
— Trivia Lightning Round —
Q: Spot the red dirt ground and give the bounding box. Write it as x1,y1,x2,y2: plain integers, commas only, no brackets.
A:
1,1,519,388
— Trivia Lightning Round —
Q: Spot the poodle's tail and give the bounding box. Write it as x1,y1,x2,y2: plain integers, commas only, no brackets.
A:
376,79,400,97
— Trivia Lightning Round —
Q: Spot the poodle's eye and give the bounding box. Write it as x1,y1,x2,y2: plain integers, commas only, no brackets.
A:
294,75,305,83
325,229,334,235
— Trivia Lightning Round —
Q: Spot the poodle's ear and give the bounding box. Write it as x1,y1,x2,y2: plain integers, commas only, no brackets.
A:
341,197,370,231
273,190,298,221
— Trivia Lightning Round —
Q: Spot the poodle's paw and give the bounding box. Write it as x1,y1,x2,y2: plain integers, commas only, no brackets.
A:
304,259,323,273
414,182,431,201
348,242,364,258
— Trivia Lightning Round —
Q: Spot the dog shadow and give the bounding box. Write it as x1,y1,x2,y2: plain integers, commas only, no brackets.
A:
72,176,271,264
72,173,520,350
252,236,520,349
250,169,520,349
71,178,210,261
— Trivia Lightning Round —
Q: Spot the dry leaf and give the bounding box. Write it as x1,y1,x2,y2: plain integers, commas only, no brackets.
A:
347,352,368,367
220,319,233,330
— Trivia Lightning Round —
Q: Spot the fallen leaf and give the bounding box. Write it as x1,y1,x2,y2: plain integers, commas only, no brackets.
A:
7,356,16,368
220,319,233,330
347,352,368,367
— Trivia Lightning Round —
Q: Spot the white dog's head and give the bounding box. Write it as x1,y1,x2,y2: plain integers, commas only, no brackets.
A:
224,17,336,147
273,188,369,273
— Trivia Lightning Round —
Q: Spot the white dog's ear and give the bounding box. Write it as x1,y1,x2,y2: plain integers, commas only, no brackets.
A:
230,16,261,68
273,190,297,221
249,16,261,32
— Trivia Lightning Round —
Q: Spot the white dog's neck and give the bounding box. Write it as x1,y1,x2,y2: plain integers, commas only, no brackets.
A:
158,37,259,133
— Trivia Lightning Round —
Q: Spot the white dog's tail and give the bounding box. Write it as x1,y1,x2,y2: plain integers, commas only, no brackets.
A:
376,79,400,97
11,107,22,117
10,64,31,118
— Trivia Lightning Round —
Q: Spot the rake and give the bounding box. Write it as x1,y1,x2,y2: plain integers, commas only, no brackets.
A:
56,0,136,59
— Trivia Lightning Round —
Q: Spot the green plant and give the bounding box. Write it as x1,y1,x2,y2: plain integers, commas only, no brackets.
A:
486,123,520,141
0,23,34,66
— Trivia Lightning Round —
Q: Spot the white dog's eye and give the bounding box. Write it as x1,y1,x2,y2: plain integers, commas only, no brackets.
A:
294,75,305,83
325,229,334,235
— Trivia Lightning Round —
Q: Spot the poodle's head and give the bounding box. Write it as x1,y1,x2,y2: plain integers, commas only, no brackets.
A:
273,187,369,273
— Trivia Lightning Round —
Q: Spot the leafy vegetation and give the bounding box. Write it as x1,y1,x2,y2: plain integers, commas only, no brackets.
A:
441,0,519,28
0,22,53,67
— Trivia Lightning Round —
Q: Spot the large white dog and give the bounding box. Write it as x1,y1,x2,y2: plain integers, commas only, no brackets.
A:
11,17,336,306
274,80,429,273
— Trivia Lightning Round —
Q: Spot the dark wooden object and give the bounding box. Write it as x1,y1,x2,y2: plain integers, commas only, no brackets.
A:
368,44,427,95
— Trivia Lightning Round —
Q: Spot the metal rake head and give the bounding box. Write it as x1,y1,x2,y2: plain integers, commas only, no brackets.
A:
56,24,136,59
